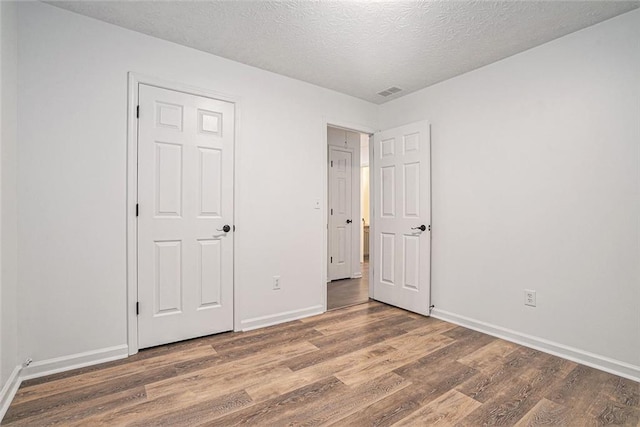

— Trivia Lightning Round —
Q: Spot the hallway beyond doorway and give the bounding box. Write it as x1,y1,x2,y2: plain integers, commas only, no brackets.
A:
327,260,369,310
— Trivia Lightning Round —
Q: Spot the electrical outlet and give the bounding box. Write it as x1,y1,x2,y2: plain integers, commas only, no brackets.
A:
524,290,536,307
273,275,281,290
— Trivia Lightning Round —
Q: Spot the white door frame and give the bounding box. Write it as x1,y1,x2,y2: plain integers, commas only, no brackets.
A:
321,118,376,312
126,72,241,355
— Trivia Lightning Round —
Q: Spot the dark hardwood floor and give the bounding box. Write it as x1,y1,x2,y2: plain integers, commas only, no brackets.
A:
3,301,639,426
327,260,369,310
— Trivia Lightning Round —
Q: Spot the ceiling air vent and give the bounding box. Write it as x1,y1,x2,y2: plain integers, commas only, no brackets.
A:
377,86,403,97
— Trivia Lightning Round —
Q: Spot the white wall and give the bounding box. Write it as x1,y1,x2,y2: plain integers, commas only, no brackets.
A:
17,2,376,364
12,0,640,383
380,10,640,370
1,0,19,390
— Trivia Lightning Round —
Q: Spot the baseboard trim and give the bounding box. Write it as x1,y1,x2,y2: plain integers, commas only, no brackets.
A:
20,344,129,381
431,308,640,383
240,305,324,331
0,365,22,421
351,272,363,279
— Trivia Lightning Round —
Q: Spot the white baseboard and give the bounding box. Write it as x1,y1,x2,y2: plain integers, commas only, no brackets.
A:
0,365,22,421
431,308,640,383
240,305,324,331
351,272,363,279
20,344,129,381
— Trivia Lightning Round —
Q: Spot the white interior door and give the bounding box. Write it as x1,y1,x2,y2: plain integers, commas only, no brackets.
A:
328,147,353,281
137,83,234,349
373,120,431,315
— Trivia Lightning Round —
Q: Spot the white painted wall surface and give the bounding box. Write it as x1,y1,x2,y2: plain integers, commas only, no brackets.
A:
1,0,19,388
17,2,376,363
12,0,640,382
379,10,640,368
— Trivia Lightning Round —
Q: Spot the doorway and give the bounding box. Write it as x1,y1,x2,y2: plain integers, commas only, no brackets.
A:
327,126,371,310
323,119,432,316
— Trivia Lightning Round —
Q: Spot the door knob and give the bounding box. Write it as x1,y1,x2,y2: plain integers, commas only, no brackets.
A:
217,224,231,233
346,219,352,224
411,225,427,232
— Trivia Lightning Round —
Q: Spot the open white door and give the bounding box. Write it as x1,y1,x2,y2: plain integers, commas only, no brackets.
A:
373,120,431,315
328,146,354,281
137,84,234,348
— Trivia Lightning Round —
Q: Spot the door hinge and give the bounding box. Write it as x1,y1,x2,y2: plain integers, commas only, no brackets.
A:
330,256,333,263
331,160,333,167
136,204,139,217
136,105,139,118
233,225,236,232
136,302,139,315
331,208,333,215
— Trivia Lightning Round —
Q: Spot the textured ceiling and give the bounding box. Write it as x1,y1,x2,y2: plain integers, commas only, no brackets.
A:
47,1,639,104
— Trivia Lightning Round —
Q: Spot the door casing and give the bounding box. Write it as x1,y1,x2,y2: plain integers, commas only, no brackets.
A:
126,72,240,355
321,119,376,312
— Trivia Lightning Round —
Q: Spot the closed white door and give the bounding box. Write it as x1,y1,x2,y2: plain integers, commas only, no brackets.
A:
137,84,234,349
373,121,431,315
328,147,353,280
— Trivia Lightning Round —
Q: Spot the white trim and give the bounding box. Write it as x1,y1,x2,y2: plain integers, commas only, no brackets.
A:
351,272,363,279
0,365,22,422
232,90,242,333
239,305,324,331
368,134,374,298
126,72,241,349
431,308,640,383
126,73,139,355
321,118,376,313
428,125,433,313
325,121,377,135
19,345,129,382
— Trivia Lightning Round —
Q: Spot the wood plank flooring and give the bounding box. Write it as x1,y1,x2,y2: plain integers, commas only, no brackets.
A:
327,261,369,310
3,301,639,426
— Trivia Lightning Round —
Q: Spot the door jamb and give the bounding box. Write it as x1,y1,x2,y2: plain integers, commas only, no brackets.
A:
321,118,376,313
126,72,241,355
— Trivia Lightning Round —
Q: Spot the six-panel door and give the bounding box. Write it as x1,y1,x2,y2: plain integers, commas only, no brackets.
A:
373,121,431,315
329,147,353,280
137,84,234,349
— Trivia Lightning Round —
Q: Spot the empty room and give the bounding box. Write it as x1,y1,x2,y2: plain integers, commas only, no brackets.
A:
1,0,639,425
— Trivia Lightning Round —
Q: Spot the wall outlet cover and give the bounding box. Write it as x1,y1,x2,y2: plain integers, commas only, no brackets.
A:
524,289,536,307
